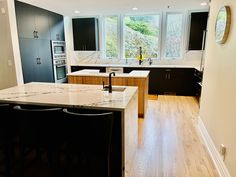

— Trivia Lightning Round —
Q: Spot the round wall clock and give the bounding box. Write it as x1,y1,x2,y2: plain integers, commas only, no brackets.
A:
215,6,231,44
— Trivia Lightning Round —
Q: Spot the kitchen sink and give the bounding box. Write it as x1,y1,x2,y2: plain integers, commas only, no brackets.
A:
112,86,126,92
103,86,126,92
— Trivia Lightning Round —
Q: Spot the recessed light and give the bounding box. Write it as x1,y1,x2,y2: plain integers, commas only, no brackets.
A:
74,10,80,14
132,7,138,11
200,2,208,6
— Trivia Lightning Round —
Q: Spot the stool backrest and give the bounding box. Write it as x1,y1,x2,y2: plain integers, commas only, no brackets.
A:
63,108,114,155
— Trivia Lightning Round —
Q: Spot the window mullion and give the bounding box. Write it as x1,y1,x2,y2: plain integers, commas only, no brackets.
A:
119,15,124,59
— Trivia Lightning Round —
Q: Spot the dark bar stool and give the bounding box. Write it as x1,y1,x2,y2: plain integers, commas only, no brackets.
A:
13,105,63,177
62,108,113,177
0,104,18,177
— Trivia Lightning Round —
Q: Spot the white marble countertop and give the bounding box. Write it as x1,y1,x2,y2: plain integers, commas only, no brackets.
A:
0,82,138,111
67,70,150,78
70,63,200,70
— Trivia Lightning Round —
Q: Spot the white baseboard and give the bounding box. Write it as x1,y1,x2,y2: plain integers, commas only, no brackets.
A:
198,117,231,177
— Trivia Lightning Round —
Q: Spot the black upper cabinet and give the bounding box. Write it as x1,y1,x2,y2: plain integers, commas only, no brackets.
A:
15,2,36,38
15,1,50,39
188,12,208,50
48,12,65,41
34,7,50,39
15,1,64,40
72,18,99,51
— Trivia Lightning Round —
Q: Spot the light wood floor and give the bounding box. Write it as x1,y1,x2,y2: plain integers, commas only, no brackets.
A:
129,95,219,177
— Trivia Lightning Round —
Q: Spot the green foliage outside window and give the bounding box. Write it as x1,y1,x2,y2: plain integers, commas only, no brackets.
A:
124,15,160,59
105,16,118,58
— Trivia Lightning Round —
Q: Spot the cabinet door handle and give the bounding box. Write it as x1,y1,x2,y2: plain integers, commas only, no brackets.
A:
33,31,36,38
36,58,39,64
36,31,39,38
38,58,41,64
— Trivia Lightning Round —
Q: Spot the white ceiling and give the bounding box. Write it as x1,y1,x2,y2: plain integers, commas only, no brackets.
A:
17,0,209,16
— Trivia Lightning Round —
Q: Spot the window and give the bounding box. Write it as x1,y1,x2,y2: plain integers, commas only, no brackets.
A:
102,12,188,60
104,16,119,58
164,13,184,58
124,15,160,59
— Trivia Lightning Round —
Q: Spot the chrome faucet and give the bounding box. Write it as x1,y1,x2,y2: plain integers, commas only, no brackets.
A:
103,72,116,93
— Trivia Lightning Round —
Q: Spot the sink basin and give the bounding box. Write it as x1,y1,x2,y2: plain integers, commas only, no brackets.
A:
103,86,126,92
112,86,126,92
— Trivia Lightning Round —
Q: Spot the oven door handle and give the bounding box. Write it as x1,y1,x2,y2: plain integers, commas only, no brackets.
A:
56,64,66,67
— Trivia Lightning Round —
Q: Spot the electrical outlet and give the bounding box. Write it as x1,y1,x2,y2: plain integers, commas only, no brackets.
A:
220,144,226,160
8,60,13,66
1,8,6,14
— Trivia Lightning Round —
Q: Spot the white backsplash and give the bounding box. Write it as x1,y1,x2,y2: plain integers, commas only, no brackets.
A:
69,50,203,68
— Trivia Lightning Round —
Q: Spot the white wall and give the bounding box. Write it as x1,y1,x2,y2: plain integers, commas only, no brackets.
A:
199,0,236,176
7,0,24,85
0,0,17,89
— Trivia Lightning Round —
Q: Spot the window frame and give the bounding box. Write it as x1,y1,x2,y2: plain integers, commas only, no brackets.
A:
101,11,192,60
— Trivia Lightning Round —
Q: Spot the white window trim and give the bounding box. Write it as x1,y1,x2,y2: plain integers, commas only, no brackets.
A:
119,15,123,59
101,11,200,60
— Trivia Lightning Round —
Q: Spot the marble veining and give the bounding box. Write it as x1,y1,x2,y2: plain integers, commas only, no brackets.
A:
69,50,203,69
68,70,150,78
0,82,138,110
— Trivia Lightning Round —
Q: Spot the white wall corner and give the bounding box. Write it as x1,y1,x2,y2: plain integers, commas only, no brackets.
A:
64,16,73,73
198,117,231,177
6,0,24,85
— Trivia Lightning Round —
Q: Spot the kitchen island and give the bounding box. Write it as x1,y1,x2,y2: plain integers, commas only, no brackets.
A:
68,70,149,117
0,82,138,177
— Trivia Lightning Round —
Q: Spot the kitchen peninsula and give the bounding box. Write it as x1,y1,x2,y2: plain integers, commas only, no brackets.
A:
68,70,149,117
0,82,138,177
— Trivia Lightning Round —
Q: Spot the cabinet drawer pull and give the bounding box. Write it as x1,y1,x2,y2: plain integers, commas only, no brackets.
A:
36,58,39,64
165,69,172,72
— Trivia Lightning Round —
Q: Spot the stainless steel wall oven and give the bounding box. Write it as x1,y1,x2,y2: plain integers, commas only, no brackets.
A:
51,40,67,83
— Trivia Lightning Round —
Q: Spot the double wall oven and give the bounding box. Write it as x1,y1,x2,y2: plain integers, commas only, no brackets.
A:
51,40,67,83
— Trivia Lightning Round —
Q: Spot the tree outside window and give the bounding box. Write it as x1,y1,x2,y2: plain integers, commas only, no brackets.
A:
164,13,183,58
104,16,119,58
124,15,160,59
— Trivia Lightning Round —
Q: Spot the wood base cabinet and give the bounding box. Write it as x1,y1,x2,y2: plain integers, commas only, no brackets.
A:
68,75,148,118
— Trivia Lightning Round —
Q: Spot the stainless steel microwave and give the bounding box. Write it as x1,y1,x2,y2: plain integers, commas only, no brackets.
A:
51,40,66,59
